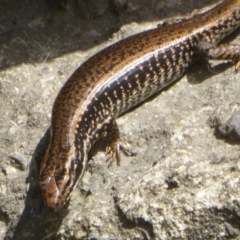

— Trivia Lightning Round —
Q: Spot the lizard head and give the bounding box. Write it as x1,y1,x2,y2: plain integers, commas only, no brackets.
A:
38,145,84,211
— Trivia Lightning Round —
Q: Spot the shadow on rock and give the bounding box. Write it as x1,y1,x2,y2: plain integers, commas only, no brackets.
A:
5,128,69,240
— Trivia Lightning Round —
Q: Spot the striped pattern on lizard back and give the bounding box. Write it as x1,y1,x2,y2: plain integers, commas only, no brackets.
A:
39,0,240,211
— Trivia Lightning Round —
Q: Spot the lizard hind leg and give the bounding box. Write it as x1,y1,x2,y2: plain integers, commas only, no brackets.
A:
199,40,240,72
89,115,136,167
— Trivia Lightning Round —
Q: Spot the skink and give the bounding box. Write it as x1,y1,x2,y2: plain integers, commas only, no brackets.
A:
38,0,240,211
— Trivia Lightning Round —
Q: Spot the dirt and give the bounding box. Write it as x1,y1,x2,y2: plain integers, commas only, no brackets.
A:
1,0,240,239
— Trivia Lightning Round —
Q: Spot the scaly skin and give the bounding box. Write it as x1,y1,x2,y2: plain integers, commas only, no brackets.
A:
38,0,240,211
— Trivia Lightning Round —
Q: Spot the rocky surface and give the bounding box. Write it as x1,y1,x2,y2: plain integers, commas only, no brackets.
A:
1,0,240,239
